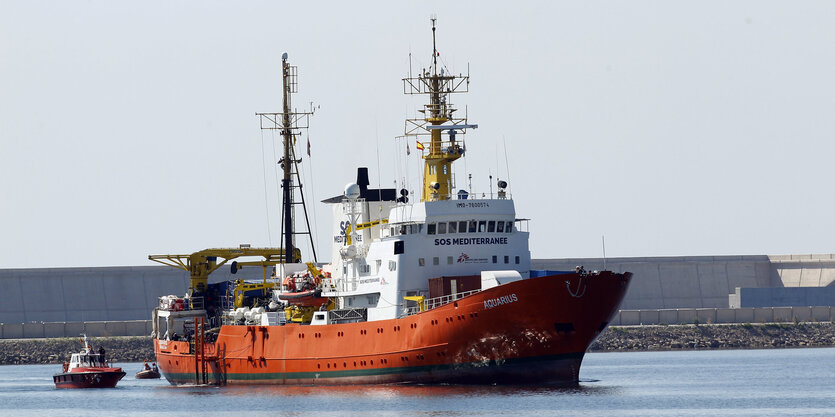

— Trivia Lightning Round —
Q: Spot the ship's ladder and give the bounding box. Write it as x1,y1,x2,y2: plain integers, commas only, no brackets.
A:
194,317,209,385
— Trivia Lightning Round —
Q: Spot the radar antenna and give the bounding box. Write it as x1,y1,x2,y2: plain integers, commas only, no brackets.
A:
402,18,477,202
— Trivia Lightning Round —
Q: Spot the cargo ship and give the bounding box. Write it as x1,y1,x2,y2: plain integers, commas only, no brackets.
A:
149,20,631,386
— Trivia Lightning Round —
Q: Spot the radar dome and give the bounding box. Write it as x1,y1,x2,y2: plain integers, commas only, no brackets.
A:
344,183,361,199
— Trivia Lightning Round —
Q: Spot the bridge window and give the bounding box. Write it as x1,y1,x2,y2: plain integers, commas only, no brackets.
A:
448,222,457,233
458,221,467,233
438,222,447,234
468,221,477,233
496,221,505,233
427,223,436,235
504,256,509,264
505,221,513,233
492,255,497,264
487,221,496,233
478,221,487,232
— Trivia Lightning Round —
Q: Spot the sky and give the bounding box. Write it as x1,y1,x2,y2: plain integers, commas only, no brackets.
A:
1,1,834,268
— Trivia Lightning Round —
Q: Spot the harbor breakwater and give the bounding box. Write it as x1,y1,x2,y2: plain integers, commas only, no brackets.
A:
1,323,833,365
590,322,835,352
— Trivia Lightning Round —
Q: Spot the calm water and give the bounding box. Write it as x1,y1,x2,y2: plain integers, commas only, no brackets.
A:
1,348,832,416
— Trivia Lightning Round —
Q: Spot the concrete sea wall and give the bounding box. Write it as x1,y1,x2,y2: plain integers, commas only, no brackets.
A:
534,254,835,310
612,306,834,326
0,320,152,339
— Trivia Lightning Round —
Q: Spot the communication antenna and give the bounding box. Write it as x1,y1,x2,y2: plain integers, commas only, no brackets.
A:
256,52,318,263
489,173,493,197
602,235,607,270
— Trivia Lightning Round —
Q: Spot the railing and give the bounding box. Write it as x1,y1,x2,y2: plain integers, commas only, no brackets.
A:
424,191,513,201
158,296,204,312
402,289,482,317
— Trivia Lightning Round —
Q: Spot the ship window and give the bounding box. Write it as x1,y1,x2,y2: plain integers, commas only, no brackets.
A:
448,221,457,233
394,241,404,255
419,258,425,266
487,221,496,233
468,221,477,233
427,223,436,235
438,222,447,234
515,256,520,264
433,257,439,266
506,221,514,233
492,255,497,263
442,164,448,174
389,260,397,271
458,221,467,233
447,256,453,265
429,165,436,175
478,221,487,232
376,260,382,273
504,256,509,264
347,297,353,306
497,221,505,233
367,294,379,305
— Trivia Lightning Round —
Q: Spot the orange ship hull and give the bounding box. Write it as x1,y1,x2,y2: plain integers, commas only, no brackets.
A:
154,272,630,385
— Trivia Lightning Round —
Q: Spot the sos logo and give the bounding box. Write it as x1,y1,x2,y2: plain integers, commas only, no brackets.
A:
339,221,351,236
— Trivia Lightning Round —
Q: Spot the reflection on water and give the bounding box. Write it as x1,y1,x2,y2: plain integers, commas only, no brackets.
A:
0,349,832,417
162,380,621,399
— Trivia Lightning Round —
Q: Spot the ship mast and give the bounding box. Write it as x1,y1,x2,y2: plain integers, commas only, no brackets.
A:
403,18,477,202
257,53,317,264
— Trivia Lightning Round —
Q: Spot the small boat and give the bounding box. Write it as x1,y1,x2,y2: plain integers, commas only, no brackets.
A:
135,368,161,379
277,288,328,307
53,334,126,389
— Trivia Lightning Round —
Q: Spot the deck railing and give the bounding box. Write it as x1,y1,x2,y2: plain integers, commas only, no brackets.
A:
402,289,482,317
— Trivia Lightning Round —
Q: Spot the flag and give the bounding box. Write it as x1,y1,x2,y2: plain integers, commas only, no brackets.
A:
307,138,311,157
416,141,424,151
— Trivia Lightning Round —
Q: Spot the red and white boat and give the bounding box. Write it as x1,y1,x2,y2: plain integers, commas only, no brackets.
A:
53,335,126,389
149,20,631,386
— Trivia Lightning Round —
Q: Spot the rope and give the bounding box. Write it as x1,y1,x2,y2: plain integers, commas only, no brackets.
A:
260,128,273,246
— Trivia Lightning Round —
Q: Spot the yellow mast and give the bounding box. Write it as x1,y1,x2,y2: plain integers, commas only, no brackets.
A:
403,18,476,202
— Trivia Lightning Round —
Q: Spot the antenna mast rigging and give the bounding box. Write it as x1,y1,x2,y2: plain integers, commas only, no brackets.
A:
256,53,318,264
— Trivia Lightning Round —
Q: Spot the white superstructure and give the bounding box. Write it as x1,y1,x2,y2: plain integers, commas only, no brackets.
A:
321,173,530,322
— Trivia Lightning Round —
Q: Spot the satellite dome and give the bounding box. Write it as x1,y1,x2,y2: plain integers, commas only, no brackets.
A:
344,183,361,199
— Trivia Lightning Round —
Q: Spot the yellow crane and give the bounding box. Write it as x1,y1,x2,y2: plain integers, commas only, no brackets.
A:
149,246,300,294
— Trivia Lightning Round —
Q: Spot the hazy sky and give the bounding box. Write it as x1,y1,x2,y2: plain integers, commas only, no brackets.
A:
2,1,834,268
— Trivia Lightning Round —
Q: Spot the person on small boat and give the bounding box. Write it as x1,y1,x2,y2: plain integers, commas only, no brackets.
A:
98,346,106,365
144,362,150,371
152,363,158,372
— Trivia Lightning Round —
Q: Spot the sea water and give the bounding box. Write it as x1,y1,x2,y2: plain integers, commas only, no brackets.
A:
0,348,832,416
